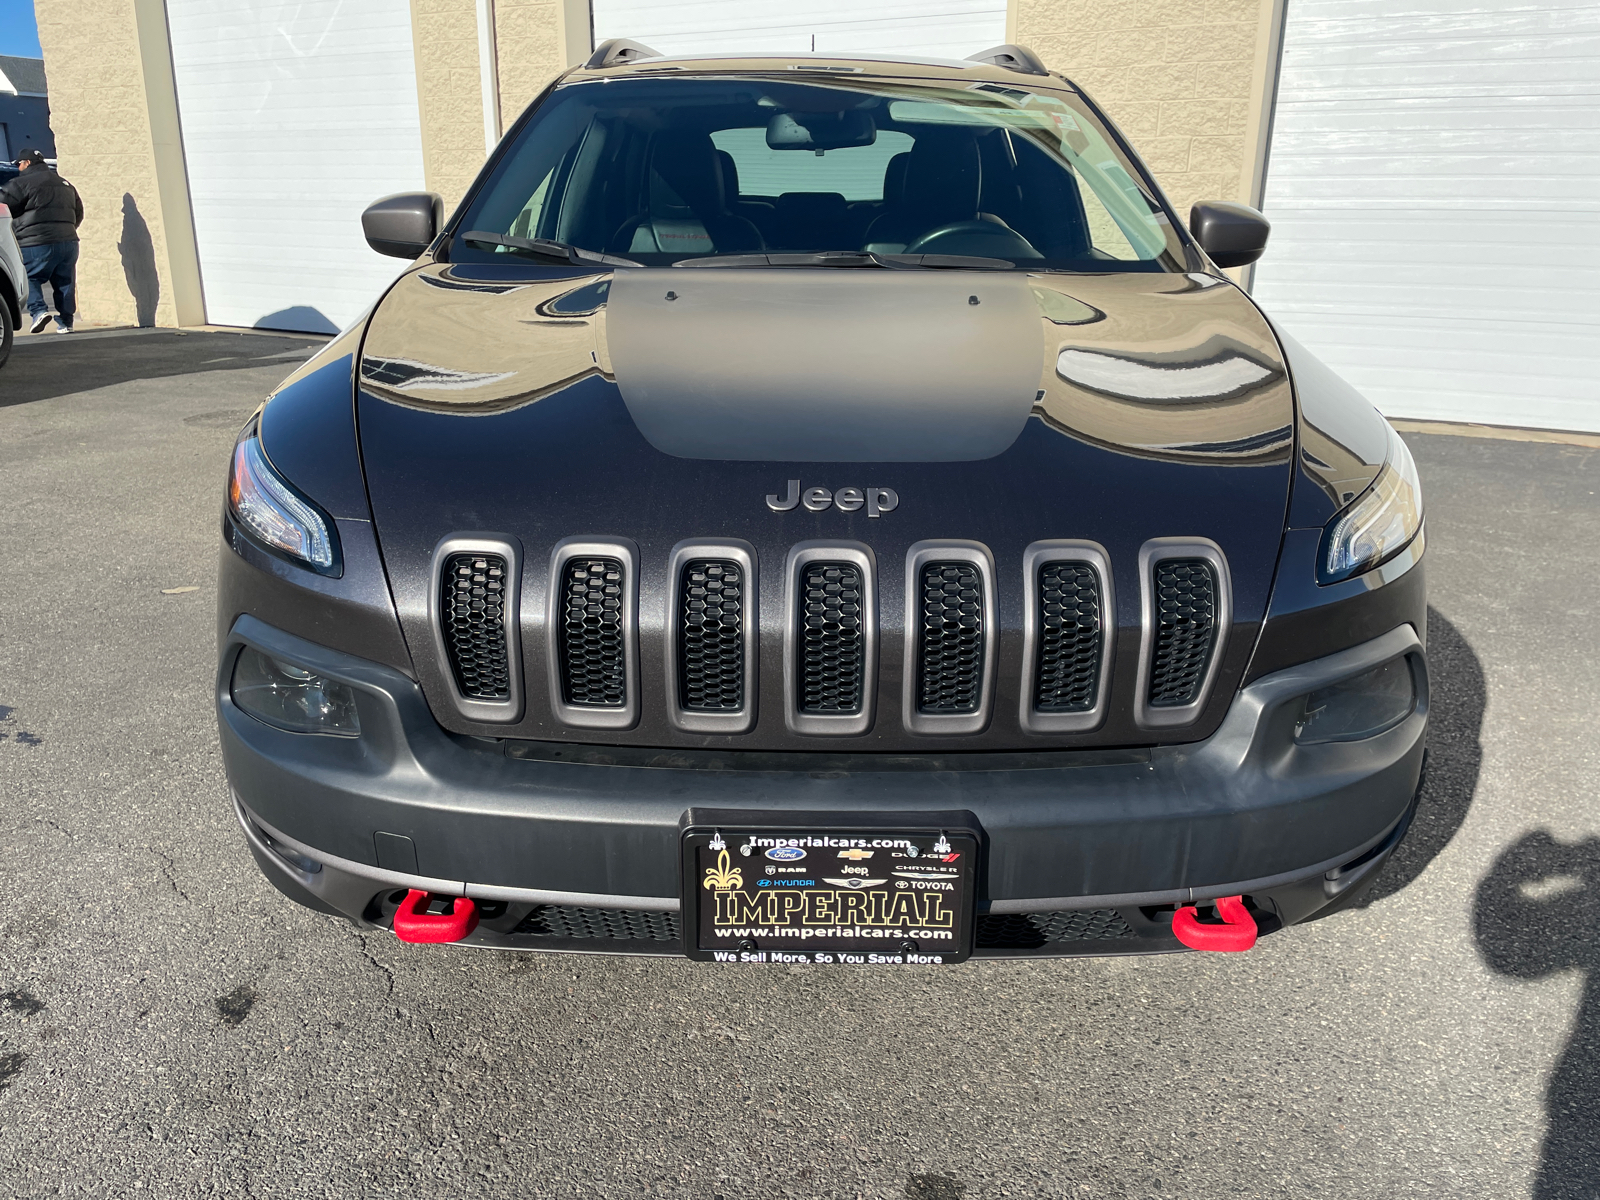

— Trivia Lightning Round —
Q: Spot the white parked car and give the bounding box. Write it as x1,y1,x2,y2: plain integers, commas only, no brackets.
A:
0,200,24,368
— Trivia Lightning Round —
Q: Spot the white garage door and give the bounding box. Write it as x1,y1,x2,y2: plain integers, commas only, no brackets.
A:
1252,0,1600,432
592,0,1006,63
166,0,426,333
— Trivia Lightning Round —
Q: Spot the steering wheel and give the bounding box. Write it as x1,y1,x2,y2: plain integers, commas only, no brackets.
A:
904,220,1042,260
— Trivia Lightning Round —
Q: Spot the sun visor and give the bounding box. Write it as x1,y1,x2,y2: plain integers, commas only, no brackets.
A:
604,269,1042,461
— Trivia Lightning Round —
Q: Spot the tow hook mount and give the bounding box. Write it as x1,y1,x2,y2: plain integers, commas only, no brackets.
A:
1171,895,1257,952
393,889,479,944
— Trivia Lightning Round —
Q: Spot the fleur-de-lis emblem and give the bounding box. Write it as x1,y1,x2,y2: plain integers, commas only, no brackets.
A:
702,847,743,892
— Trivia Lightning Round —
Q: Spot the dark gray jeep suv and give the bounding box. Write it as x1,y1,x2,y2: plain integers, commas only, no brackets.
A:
217,42,1426,965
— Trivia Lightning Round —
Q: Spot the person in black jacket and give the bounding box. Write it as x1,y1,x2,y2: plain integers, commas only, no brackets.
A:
0,149,84,333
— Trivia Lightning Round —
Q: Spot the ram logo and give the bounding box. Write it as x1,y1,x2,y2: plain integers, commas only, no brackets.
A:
766,480,899,517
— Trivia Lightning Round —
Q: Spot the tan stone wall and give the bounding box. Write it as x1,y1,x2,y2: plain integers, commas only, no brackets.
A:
1016,0,1273,220
493,0,566,129
33,0,202,328
410,0,488,213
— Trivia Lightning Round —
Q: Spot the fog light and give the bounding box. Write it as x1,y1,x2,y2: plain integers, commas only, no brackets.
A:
231,647,361,737
1294,657,1415,745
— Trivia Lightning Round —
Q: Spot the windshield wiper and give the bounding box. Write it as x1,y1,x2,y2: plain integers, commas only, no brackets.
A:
674,251,1014,270
460,231,641,268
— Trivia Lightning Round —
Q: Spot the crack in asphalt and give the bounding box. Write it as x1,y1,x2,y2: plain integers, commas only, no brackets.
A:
147,847,192,904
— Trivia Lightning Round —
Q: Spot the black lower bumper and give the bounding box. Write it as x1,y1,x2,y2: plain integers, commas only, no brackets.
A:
220,616,1427,958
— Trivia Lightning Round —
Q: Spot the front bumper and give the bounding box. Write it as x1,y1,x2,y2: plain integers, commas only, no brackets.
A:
220,615,1427,957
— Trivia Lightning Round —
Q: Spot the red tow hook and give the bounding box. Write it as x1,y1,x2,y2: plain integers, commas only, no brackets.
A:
392,890,478,944
1171,895,1257,952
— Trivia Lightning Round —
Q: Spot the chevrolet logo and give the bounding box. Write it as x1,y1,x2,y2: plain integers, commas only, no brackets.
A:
837,848,875,861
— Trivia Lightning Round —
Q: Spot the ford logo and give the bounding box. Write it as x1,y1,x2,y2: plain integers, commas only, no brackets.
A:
765,846,806,862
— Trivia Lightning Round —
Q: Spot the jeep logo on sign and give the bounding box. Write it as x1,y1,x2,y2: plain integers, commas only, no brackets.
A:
766,480,899,517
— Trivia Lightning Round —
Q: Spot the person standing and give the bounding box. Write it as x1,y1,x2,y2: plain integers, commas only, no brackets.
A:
0,149,84,333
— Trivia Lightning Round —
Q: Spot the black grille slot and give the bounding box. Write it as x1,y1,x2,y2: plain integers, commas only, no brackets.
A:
799,562,865,714
679,559,744,711
513,905,679,942
440,553,511,700
1149,558,1218,707
1034,562,1102,712
975,909,1134,949
559,557,627,707
917,561,984,713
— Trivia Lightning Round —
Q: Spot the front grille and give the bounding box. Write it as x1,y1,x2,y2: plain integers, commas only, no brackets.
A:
975,909,1134,948
558,557,627,707
1149,559,1218,707
798,562,865,714
916,561,984,713
513,905,680,941
679,559,744,711
1034,562,1102,712
440,553,511,700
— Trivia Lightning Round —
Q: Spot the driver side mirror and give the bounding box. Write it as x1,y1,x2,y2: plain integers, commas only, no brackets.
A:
1189,202,1270,269
363,192,443,259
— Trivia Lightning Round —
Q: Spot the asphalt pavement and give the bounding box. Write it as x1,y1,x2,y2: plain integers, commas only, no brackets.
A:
1,329,1597,1199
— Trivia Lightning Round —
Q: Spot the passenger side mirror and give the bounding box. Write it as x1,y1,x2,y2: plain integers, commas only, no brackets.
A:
362,192,443,259
1189,202,1270,269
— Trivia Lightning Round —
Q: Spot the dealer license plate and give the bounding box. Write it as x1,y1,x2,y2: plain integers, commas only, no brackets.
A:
681,817,978,964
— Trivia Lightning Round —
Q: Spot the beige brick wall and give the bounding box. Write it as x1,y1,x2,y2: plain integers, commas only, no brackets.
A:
1016,0,1272,221
410,0,489,213
34,0,202,328
493,0,566,129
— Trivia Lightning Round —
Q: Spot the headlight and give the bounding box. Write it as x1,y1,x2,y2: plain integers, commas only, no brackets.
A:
230,647,361,737
1320,425,1423,584
227,423,337,572
1294,656,1416,744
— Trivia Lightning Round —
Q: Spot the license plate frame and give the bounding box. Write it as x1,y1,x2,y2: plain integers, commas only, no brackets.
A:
680,809,980,964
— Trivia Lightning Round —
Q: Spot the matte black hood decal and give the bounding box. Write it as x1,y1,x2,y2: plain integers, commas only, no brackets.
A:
606,269,1043,462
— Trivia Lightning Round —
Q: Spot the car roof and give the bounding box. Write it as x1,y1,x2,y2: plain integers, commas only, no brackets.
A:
566,50,1076,91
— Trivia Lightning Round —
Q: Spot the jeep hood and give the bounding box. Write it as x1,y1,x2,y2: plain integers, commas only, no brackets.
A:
354,262,1295,750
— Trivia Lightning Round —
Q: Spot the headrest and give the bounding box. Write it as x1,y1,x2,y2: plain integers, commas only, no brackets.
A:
882,152,910,206
653,132,729,214
715,149,741,199
901,131,981,222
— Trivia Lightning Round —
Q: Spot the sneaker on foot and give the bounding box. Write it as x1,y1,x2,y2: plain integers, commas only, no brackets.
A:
54,321,73,334
28,313,51,334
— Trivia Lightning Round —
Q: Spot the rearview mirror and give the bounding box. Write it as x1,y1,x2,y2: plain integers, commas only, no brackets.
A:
363,192,443,259
1189,202,1270,269
766,110,876,151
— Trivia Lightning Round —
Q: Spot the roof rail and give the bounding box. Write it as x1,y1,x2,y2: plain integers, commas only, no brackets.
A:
584,38,663,70
965,44,1049,76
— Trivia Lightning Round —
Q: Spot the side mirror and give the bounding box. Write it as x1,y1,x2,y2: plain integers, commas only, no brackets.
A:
1189,202,1270,269
362,192,443,259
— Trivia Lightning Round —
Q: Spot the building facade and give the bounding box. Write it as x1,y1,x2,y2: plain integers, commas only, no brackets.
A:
32,0,1600,431
0,55,55,162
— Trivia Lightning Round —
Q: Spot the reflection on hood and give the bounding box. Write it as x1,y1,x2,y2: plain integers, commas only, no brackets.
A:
361,355,517,393
1055,344,1280,404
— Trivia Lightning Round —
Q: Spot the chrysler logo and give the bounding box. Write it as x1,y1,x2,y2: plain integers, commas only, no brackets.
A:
766,480,899,517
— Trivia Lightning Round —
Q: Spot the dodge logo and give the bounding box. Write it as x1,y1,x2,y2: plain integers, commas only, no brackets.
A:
766,479,899,517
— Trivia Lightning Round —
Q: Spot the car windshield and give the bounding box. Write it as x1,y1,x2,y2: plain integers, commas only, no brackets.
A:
451,74,1184,271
